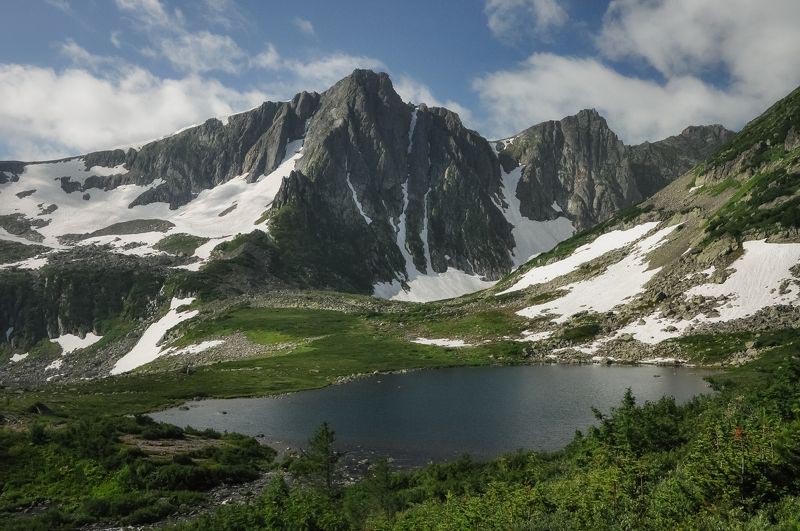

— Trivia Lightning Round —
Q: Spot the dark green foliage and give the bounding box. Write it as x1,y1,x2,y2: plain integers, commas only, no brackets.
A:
0,257,165,350
559,322,601,342
703,85,800,171
0,415,274,528
705,168,800,241
153,233,209,255
290,422,343,493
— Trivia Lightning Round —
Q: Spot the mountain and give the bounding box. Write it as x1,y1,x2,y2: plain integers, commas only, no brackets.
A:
482,85,800,364
0,70,731,303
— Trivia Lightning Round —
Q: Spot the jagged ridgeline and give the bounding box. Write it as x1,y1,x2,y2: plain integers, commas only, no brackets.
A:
0,69,733,356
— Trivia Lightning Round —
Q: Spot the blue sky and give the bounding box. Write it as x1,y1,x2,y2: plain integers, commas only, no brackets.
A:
1,0,799,159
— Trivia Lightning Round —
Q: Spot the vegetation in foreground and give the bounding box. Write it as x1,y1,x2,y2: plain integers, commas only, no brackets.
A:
0,414,274,529
2,329,799,529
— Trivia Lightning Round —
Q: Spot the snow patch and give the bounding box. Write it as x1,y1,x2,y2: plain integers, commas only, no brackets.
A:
500,221,660,295
519,330,553,342
45,358,63,371
169,339,225,356
608,240,800,345
110,297,198,375
411,337,473,347
373,269,495,303
51,332,102,354
498,166,574,266
346,174,372,224
408,107,418,154
0,256,49,270
87,164,129,177
516,224,678,322
0,140,304,261
10,352,28,363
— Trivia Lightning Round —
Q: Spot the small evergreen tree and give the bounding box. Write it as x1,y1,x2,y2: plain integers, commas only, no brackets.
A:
291,422,343,494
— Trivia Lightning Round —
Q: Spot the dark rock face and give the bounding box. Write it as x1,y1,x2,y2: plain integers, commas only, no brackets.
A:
269,71,514,289
501,110,734,230
0,250,167,350
80,91,321,208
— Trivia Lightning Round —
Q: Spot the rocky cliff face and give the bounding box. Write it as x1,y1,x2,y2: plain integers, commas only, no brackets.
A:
498,110,734,231
0,69,733,302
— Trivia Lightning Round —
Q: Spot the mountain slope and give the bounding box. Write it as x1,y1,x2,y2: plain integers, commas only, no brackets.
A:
0,71,730,303
481,84,800,364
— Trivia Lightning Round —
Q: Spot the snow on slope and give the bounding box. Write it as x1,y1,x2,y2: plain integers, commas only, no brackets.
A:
110,297,198,375
411,337,474,347
0,140,305,269
0,256,49,270
346,173,372,224
169,339,225,356
498,166,574,266
619,240,800,344
373,268,496,302
51,332,102,354
499,222,660,295
516,224,678,322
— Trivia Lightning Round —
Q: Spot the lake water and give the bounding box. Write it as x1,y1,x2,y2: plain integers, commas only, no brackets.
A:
152,364,717,466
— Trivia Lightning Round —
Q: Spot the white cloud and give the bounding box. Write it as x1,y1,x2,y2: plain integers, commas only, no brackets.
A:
159,31,246,74
485,0,568,41
251,43,281,70
282,53,385,91
201,0,248,30
110,31,122,48
598,0,800,105
293,17,315,36
59,39,115,70
475,0,800,142
250,43,386,94
474,53,755,143
115,0,173,28
394,75,475,127
0,64,266,160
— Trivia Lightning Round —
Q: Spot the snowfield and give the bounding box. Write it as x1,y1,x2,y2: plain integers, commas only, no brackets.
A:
516,224,678,322
169,339,225,357
0,140,305,270
110,297,198,375
619,240,800,344
497,166,574,266
0,256,49,270
499,222,660,295
51,332,103,354
373,269,495,302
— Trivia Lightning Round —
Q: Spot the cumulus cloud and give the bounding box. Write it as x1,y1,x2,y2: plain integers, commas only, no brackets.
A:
475,0,800,142
0,63,266,159
598,0,800,105
474,53,753,142
485,0,568,42
293,17,315,36
394,76,475,127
